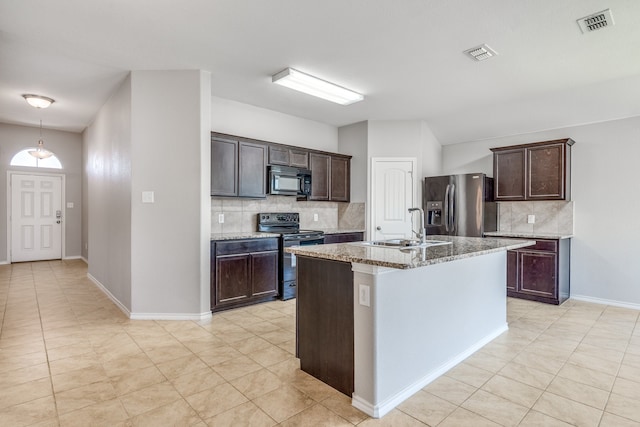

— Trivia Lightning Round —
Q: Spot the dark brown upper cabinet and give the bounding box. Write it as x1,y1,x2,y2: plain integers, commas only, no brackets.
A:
309,153,331,201
212,132,350,202
491,138,574,201
268,145,309,169
330,156,350,202
211,134,267,198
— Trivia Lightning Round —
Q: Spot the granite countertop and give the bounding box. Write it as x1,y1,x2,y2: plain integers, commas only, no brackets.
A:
286,235,534,269
211,232,279,241
484,231,574,240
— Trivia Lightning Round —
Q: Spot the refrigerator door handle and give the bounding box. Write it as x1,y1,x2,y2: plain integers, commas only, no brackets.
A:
444,184,450,232
449,184,456,234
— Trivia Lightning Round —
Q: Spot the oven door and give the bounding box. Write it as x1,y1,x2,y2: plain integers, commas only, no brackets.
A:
282,235,324,299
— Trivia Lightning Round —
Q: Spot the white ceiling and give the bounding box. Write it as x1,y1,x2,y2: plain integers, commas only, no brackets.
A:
2,0,640,145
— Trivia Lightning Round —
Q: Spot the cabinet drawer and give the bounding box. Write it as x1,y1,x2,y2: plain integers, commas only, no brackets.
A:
528,240,558,253
215,238,278,256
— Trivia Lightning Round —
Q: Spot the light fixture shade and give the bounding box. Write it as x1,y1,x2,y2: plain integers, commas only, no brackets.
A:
22,94,55,109
272,68,364,105
29,140,53,159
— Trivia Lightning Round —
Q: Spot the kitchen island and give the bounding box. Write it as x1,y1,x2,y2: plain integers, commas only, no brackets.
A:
287,235,534,418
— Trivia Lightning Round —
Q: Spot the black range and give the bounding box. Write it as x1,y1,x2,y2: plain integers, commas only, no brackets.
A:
258,213,324,300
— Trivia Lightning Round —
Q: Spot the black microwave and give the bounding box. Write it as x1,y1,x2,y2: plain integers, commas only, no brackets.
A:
268,165,312,198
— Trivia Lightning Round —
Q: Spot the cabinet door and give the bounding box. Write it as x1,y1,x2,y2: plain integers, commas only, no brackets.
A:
494,148,526,201
518,251,557,298
238,141,267,198
211,137,238,196
506,250,518,291
289,149,309,168
330,156,350,202
268,146,289,166
250,251,279,297
216,254,250,305
309,153,330,201
527,143,565,200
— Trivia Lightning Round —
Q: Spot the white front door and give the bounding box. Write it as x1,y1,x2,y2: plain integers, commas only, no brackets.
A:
371,158,416,241
10,174,63,262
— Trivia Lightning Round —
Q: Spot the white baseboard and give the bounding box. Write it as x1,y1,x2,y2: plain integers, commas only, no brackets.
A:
570,295,640,311
86,272,213,321
0,260,8,265
130,311,213,321
63,255,82,260
86,272,132,318
352,323,509,419
80,257,88,264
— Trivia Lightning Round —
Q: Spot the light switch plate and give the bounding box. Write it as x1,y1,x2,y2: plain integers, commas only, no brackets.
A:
527,214,535,224
142,191,155,203
66,202,74,208
359,284,370,307
313,213,319,222
218,213,224,224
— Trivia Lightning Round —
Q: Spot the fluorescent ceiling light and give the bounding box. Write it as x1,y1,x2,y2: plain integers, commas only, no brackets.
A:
22,94,55,108
272,68,364,105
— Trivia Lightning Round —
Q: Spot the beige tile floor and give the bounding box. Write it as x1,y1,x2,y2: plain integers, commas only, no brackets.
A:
1,260,640,426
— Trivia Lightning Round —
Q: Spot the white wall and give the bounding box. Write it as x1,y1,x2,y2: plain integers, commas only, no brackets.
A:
83,70,211,318
0,123,83,263
83,76,133,308
211,96,338,152
130,70,211,317
338,121,368,203
442,116,640,307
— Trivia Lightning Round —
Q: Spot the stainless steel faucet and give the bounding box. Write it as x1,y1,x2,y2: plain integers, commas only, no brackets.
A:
408,207,427,244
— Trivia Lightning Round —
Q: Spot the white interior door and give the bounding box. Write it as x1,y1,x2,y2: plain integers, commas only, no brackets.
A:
11,174,63,262
371,158,416,241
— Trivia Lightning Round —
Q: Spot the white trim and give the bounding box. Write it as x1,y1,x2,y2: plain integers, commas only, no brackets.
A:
7,171,67,263
130,311,213,321
63,255,82,260
570,295,640,311
81,256,88,264
352,324,508,418
0,260,9,265
87,272,131,318
87,272,213,321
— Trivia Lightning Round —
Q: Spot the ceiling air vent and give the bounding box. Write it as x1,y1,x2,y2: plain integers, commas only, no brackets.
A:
577,9,614,33
463,44,498,62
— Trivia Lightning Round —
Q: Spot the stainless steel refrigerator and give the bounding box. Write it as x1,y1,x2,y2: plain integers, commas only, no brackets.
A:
423,173,496,237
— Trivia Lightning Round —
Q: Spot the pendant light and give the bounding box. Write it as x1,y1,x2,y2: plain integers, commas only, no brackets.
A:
28,120,53,159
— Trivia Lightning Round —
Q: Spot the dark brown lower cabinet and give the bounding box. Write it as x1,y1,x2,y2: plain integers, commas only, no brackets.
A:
506,238,570,305
297,256,354,396
323,232,364,244
211,238,279,312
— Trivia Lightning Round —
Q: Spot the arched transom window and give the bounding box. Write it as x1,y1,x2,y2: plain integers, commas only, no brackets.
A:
10,149,63,169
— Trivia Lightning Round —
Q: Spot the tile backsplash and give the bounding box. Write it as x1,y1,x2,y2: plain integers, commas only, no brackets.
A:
211,196,365,233
497,201,574,235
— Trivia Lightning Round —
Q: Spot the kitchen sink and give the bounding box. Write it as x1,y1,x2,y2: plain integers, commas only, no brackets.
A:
357,239,452,248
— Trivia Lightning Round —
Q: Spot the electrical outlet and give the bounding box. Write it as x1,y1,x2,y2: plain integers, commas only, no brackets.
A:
359,284,370,307
313,213,319,222
142,191,154,203
218,213,225,224
527,214,535,224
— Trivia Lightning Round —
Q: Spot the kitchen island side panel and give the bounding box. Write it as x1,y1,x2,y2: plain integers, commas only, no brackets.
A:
296,256,354,396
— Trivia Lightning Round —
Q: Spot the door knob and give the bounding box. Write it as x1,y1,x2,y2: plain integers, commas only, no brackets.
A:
376,226,381,231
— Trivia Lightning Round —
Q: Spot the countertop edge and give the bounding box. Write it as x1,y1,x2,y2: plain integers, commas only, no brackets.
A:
211,232,279,241
484,232,574,240
287,237,536,269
